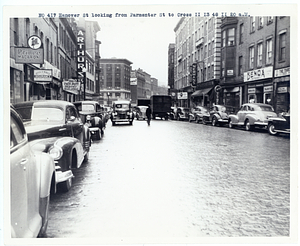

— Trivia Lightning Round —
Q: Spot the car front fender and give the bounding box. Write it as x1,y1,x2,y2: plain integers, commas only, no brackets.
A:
35,152,55,198
228,114,239,123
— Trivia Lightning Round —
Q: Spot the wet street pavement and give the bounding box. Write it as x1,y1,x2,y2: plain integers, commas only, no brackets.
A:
46,119,291,241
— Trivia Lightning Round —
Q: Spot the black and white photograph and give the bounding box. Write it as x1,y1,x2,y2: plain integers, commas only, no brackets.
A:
2,2,298,246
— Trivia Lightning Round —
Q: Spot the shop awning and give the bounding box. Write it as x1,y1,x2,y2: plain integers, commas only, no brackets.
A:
191,87,213,97
224,87,240,93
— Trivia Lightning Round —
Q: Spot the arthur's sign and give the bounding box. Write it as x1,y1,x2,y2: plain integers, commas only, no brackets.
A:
77,29,86,84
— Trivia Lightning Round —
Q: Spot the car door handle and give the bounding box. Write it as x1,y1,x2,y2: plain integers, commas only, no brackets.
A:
19,158,28,165
19,158,28,170
59,128,67,131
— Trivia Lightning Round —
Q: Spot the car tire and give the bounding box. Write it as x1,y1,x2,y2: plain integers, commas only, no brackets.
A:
189,116,192,122
84,151,89,162
129,121,133,125
95,130,101,140
245,120,253,131
202,118,207,125
112,121,116,126
58,177,72,193
228,120,234,128
212,117,217,126
268,123,278,135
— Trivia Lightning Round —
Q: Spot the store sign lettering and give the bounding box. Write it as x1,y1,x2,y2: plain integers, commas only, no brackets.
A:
244,67,273,82
77,29,86,81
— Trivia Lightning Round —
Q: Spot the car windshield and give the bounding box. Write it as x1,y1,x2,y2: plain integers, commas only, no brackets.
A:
82,104,95,112
116,104,129,109
257,105,274,112
32,108,64,121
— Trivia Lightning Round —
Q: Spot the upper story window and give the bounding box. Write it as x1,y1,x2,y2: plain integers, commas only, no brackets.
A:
228,28,235,46
258,17,264,29
279,32,287,61
250,17,255,33
238,56,243,76
267,16,274,25
257,42,263,67
222,28,236,47
249,46,255,69
239,23,244,44
13,18,19,45
266,38,273,64
222,30,226,47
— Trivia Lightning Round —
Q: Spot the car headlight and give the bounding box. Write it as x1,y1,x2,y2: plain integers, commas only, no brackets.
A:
86,115,91,121
48,145,63,160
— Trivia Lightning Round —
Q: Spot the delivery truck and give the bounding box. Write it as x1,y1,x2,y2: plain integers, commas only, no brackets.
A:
150,95,172,120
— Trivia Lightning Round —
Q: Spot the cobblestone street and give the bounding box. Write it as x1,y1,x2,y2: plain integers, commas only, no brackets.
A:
46,119,291,242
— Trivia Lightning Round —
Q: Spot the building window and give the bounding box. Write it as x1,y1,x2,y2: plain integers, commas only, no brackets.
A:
238,56,243,76
239,23,244,44
13,18,19,45
266,38,273,64
279,32,286,61
222,30,226,47
250,17,255,33
25,18,30,41
228,28,235,46
267,16,274,25
249,46,255,69
46,38,50,62
257,42,263,67
258,17,264,29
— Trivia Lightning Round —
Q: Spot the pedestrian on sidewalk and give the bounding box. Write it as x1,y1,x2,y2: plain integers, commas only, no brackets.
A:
146,104,152,126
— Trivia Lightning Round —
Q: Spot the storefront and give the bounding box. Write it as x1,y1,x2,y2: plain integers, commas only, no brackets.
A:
222,86,240,109
191,81,217,107
244,66,274,105
274,67,290,113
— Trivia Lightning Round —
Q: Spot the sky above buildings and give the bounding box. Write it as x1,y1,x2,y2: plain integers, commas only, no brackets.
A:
95,16,179,86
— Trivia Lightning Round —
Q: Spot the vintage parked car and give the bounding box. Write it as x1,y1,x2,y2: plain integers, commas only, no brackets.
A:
13,100,91,192
267,111,290,135
135,105,148,120
202,105,229,126
168,107,176,120
110,100,134,126
10,106,56,238
73,101,105,140
228,103,277,131
189,106,209,123
176,107,190,121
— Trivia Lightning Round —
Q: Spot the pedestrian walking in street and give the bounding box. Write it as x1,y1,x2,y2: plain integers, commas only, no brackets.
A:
146,104,152,126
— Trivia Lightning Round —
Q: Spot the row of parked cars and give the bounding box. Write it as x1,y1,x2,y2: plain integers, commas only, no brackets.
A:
10,100,109,238
170,103,290,136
